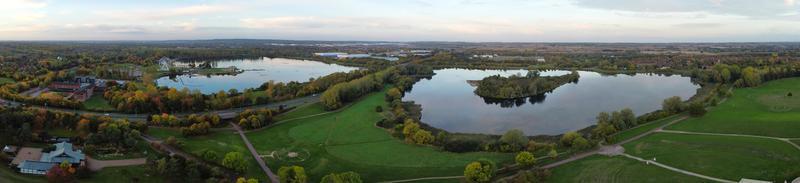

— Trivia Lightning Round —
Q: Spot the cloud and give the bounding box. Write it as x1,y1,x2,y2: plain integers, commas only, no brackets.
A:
95,4,236,21
573,0,798,18
0,0,47,10
672,23,724,28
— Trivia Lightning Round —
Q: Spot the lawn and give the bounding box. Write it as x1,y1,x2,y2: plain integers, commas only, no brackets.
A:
622,133,800,182
83,165,165,183
547,155,705,183
0,77,14,85
83,95,116,111
273,102,327,122
667,78,800,138
246,87,513,182
610,114,684,143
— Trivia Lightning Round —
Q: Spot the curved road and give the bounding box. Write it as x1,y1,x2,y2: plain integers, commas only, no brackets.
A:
0,95,320,121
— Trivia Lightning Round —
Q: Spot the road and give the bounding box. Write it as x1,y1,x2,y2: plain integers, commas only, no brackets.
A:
231,122,279,183
0,95,320,121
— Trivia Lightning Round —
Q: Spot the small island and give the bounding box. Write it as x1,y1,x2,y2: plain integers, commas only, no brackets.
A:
471,70,580,99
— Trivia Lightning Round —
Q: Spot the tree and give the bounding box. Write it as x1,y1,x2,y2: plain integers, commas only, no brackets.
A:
688,102,706,117
412,130,435,145
320,171,362,183
237,177,259,183
500,129,527,152
662,96,684,114
464,159,495,183
402,119,420,138
742,67,762,87
515,151,535,167
386,87,402,101
46,161,75,183
199,149,219,161
278,166,307,183
560,131,581,147
620,108,637,127
571,136,591,150
222,152,248,173
596,112,610,124
548,148,558,159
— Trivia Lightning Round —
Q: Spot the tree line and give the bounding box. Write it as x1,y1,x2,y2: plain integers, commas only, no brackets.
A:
474,70,579,99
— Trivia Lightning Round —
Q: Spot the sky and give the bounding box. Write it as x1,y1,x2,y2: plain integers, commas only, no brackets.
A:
1,0,799,42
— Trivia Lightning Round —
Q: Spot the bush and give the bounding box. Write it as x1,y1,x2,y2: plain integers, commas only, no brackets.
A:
443,139,481,152
375,106,383,112
464,159,496,183
515,151,535,167
688,102,707,117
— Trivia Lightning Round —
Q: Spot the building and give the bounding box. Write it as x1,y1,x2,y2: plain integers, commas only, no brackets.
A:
14,142,85,175
47,76,102,102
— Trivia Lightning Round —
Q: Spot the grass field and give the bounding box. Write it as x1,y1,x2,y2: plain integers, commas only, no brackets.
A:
668,78,800,138
548,155,704,183
84,165,164,183
246,87,513,182
622,133,800,182
611,114,684,143
0,77,14,85
273,103,327,122
83,95,116,111
158,129,267,181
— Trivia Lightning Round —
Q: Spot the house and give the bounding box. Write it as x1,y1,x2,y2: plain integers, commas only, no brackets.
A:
2,145,17,155
13,142,85,175
40,142,85,165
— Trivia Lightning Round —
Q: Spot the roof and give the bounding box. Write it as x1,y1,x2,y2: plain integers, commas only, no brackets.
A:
40,142,84,164
17,160,56,171
10,147,43,165
2,145,17,152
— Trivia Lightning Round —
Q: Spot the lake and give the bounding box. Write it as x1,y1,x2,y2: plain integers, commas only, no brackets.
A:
156,58,358,94
402,69,700,136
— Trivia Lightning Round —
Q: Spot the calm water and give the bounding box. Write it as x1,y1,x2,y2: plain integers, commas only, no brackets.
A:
156,58,358,94
403,69,700,135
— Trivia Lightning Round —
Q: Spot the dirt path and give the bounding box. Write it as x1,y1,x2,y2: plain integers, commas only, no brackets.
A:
620,153,735,183
231,122,280,183
657,129,800,151
378,176,464,183
540,116,688,169
86,157,147,171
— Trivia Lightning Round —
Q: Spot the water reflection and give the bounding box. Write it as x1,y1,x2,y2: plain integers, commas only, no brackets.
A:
156,57,358,94
403,69,699,135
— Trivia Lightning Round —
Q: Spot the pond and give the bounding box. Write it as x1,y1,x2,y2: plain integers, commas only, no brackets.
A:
156,58,358,94
402,69,700,136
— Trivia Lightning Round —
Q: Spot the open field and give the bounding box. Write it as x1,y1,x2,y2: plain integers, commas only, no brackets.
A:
622,133,800,182
246,88,513,182
83,165,165,183
273,102,326,122
611,114,684,143
83,95,116,111
668,78,800,138
0,77,14,85
547,155,705,183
